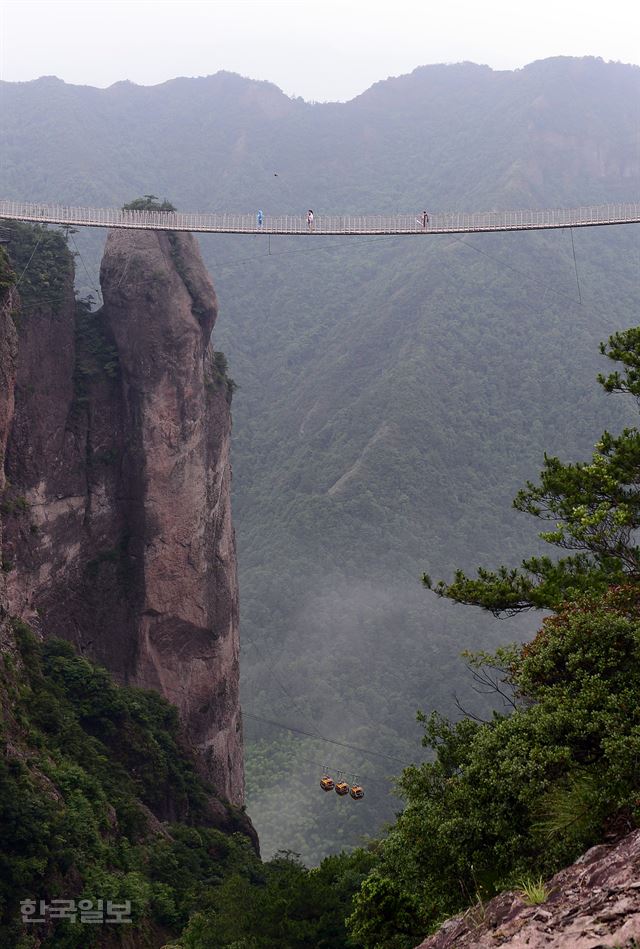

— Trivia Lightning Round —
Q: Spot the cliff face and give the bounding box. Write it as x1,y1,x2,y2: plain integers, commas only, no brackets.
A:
0,255,18,621
2,227,245,812
98,228,243,804
415,829,640,949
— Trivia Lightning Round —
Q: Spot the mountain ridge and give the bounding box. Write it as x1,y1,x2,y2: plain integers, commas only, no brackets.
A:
1,55,638,861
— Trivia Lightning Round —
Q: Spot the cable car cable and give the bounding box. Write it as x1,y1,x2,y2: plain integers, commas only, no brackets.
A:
243,637,424,770
243,637,328,743
449,232,583,307
243,711,416,767
569,227,582,305
243,726,393,788
15,233,44,287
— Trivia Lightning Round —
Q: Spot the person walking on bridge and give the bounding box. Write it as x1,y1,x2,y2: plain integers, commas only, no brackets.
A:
307,209,314,230
257,209,264,227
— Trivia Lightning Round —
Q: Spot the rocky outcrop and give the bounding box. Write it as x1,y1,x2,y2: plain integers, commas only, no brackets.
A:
415,830,640,949
98,228,243,805
0,254,18,615
2,227,247,820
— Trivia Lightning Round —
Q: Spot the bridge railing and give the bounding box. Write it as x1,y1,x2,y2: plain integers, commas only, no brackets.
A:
0,200,638,234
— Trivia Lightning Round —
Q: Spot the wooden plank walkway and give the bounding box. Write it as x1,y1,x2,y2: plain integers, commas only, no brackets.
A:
0,200,639,235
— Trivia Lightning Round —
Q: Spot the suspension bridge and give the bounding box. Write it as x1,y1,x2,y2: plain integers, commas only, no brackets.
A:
1,200,639,236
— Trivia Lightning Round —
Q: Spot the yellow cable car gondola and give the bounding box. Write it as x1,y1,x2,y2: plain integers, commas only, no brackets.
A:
350,785,364,800
320,776,335,792
335,781,350,796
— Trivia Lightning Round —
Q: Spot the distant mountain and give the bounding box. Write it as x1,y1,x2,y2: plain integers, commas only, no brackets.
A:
1,57,638,861
1,57,637,209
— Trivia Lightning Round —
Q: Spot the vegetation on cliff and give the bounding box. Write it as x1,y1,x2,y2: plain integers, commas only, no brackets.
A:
347,587,640,947
0,322,623,949
429,327,640,613
0,623,261,947
2,222,70,315
0,245,16,297
0,220,369,947
346,327,640,947
0,623,376,948
1,64,639,946
1,60,638,860
122,196,176,212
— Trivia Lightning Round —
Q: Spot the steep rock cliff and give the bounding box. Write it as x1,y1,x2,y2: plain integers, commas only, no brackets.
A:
0,249,18,618
2,226,245,815
98,228,243,805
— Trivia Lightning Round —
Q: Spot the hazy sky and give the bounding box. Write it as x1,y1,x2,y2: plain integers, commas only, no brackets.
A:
1,0,638,102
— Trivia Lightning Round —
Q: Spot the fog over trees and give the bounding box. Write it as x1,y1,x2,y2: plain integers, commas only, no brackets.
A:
1,55,639,864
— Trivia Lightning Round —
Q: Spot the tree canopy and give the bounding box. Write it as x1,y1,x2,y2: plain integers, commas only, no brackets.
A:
349,326,640,947
428,327,640,615
122,196,176,211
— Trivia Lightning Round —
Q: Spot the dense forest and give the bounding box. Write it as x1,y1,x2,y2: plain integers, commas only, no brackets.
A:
3,226,640,946
1,56,639,867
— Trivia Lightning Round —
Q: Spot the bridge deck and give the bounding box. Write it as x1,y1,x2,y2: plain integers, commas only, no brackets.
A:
0,200,639,235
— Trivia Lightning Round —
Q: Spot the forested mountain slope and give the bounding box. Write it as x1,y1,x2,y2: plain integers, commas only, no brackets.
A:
1,55,638,862
2,57,637,208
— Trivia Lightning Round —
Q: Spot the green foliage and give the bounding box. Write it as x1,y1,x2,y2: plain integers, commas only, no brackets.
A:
122,196,176,211
598,328,640,399
223,212,636,859
1,496,30,516
0,245,16,295
349,329,640,945
1,63,639,949
244,734,382,867
207,349,238,397
212,350,230,380
73,294,119,404
346,872,426,949
0,625,377,947
348,587,640,943
532,769,602,844
434,327,640,615
4,221,71,314
2,60,637,861
176,848,375,948
0,624,258,946
427,555,619,616
515,875,549,905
